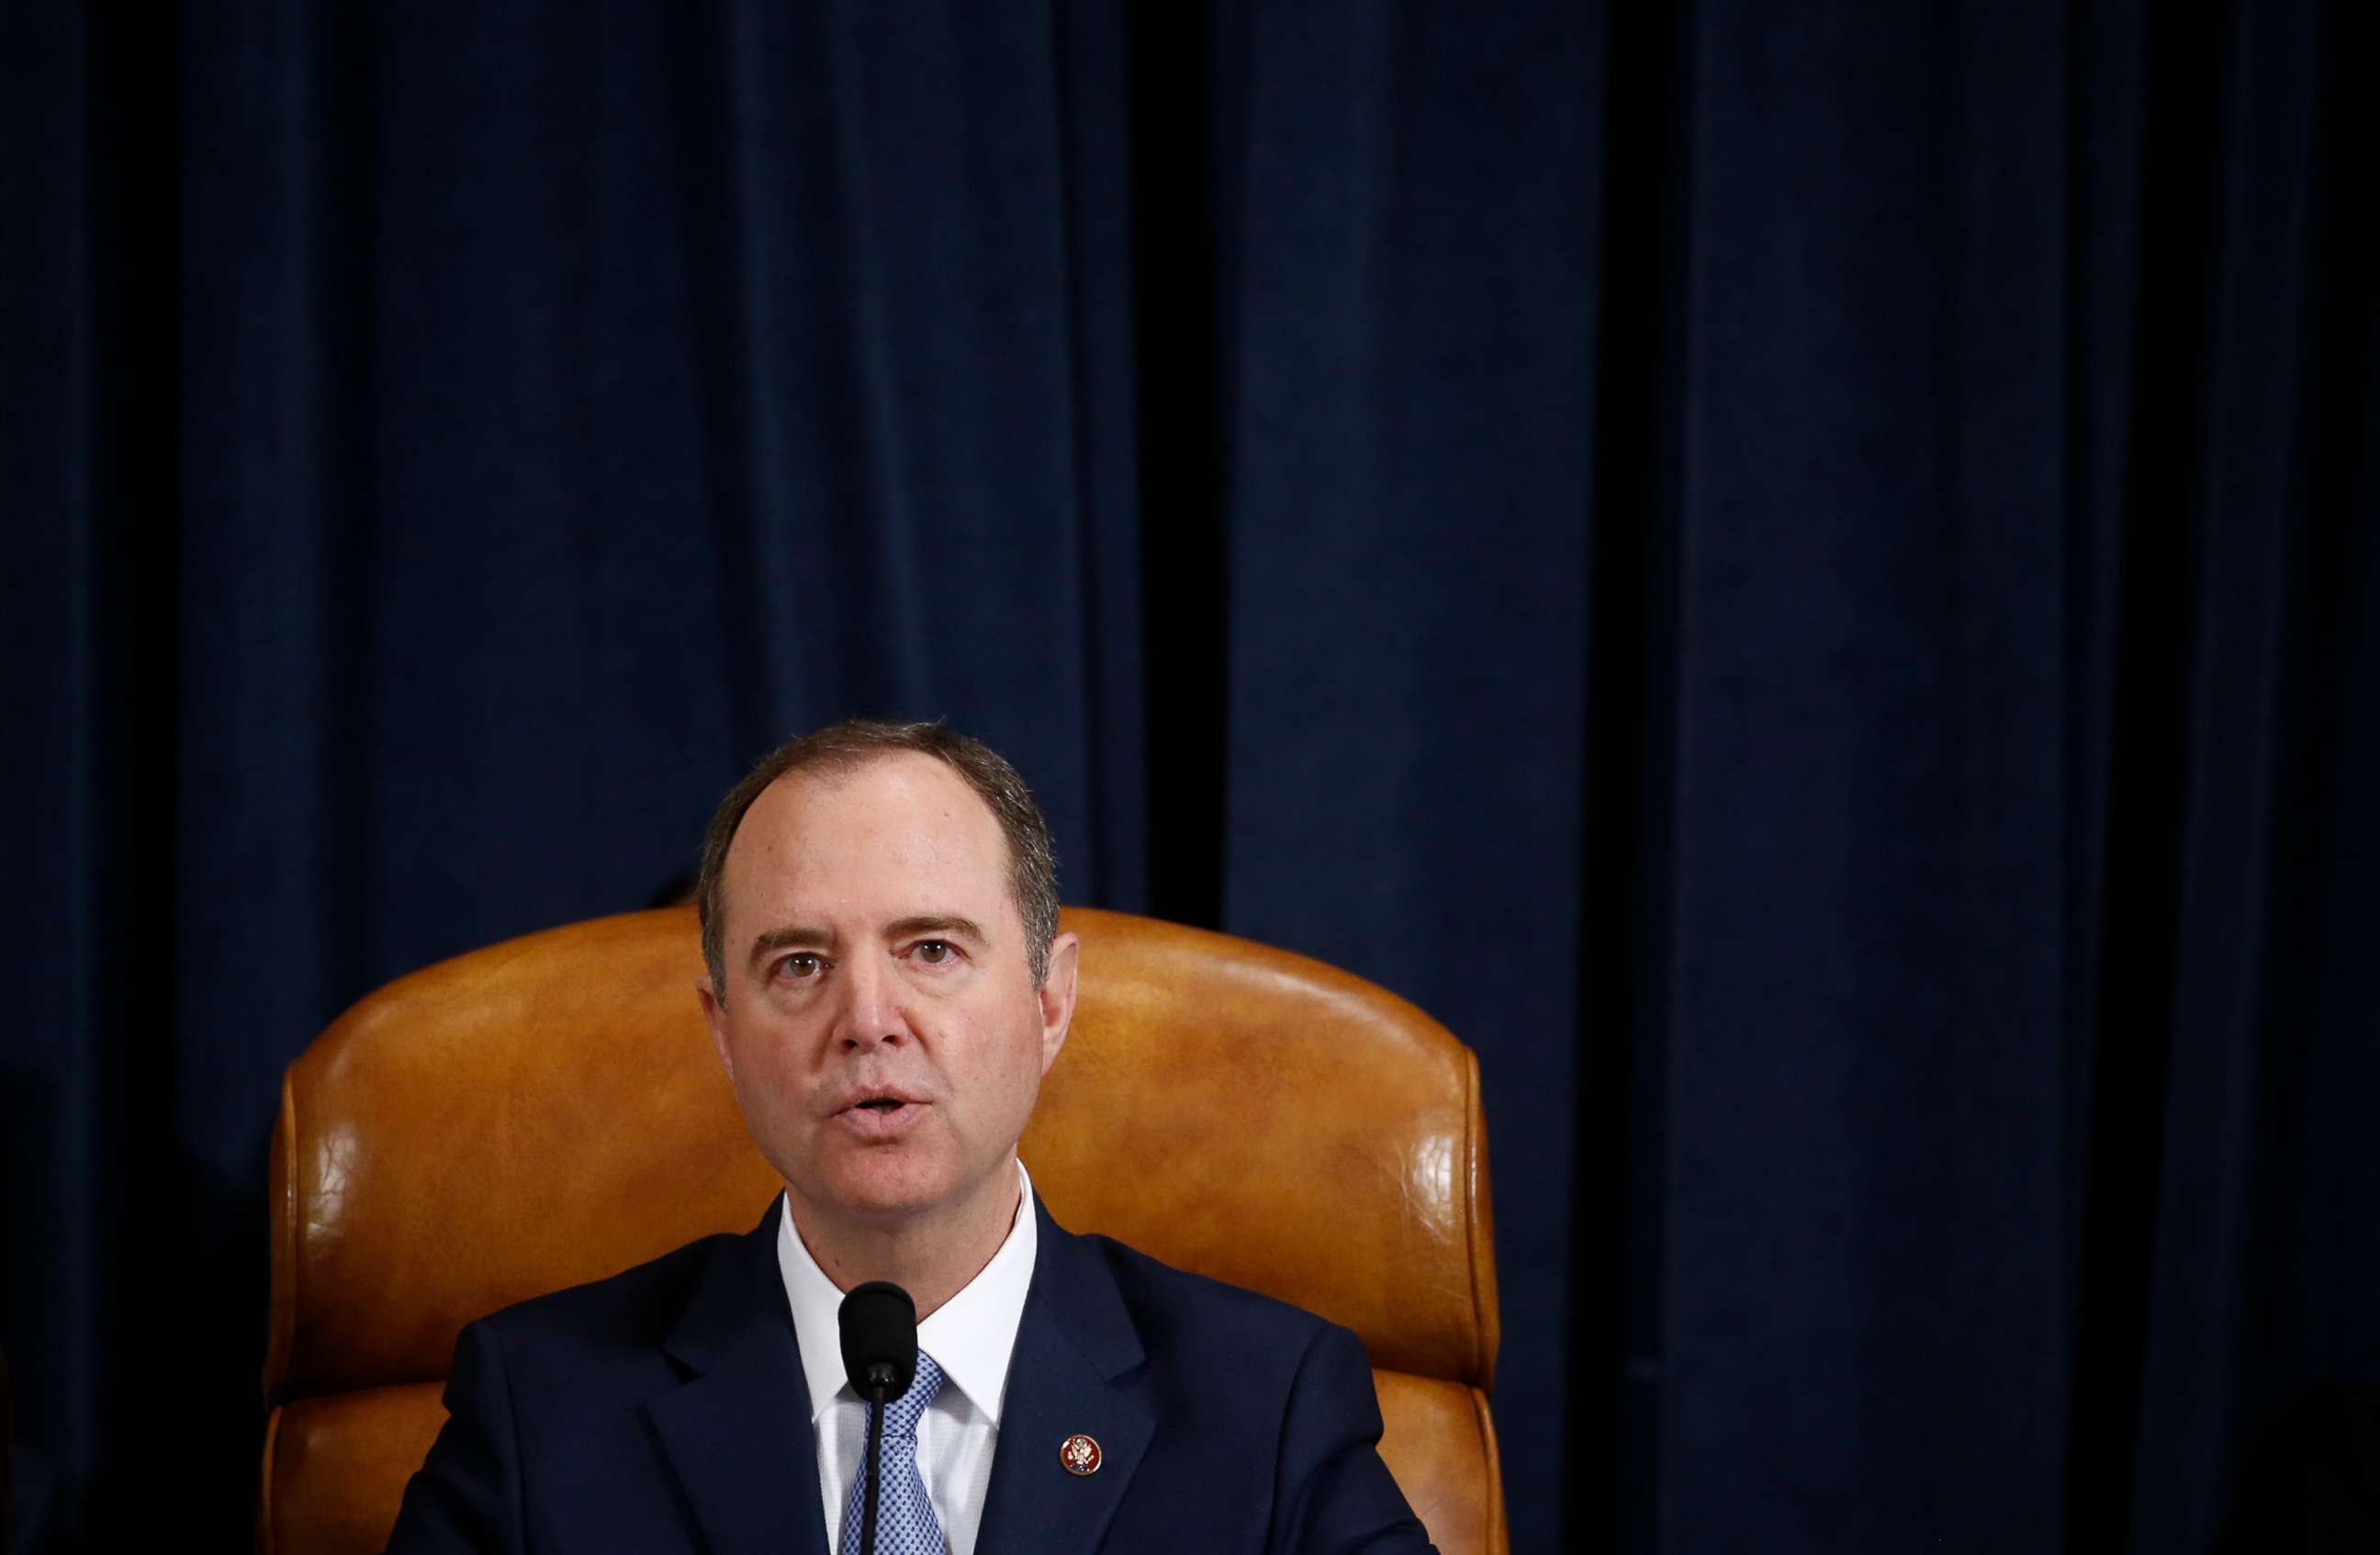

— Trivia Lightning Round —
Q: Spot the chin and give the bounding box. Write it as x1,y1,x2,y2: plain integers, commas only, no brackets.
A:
816,1160,959,1223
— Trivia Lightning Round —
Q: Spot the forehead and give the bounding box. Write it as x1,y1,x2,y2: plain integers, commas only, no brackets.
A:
723,751,1011,918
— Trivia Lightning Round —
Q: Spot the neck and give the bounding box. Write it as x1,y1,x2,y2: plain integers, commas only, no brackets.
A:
786,1164,1024,1320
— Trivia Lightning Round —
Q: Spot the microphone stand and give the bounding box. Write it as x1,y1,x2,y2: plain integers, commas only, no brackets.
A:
860,1363,895,1555
839,1280,915,1555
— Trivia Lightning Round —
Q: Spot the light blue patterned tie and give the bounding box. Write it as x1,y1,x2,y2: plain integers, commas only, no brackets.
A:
838,1350,949,1555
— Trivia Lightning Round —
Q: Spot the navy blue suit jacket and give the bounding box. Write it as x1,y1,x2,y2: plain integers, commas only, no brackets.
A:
386,1195,1436,1553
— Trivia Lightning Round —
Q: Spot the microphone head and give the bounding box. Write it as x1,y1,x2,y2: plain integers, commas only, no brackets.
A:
837,1280,918,1403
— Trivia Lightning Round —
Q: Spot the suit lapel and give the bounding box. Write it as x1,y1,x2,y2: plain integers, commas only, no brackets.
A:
646,1200,830,1555
976,1200,1155,1553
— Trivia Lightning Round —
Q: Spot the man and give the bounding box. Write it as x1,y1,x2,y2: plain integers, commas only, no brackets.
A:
387,721,1434,1553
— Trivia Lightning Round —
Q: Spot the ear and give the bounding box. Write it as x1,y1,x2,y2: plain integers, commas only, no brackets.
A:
1036,931,1080,1076
697,975,735,1080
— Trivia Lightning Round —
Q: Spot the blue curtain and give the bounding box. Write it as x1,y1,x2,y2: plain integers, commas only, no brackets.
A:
4,2,2373,1551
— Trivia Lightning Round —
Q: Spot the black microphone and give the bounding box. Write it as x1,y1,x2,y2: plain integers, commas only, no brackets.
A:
837,1281,917,1555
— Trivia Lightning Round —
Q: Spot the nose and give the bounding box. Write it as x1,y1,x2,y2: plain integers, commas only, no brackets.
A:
833,951,908,1054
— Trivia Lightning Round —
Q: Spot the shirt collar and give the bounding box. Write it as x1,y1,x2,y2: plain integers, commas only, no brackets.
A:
777,1159,1038,1429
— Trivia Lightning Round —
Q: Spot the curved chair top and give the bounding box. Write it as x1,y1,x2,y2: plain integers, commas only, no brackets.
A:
264,906,1498,1403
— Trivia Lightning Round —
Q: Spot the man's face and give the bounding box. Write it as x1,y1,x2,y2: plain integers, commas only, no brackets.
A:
697,752,1078,1235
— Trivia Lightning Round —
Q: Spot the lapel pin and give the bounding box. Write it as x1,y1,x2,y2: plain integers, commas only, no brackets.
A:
1060,1433,1103,1476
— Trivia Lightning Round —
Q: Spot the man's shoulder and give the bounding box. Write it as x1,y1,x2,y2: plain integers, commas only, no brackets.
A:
1037,1219,1429,1551
1059,1223,1344,1374
468,1223,753,1358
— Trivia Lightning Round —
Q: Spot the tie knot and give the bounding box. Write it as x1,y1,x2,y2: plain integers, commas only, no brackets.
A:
878,1351,945,1437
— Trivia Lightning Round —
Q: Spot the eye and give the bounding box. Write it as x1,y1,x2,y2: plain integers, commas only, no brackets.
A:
775,952,826,982
915,941,953,965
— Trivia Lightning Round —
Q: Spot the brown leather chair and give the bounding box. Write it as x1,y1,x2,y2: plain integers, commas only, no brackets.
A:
259,907,1504,1554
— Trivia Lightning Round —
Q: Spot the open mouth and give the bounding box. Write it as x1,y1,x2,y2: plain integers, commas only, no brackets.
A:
836,1091,925,1126
836,1093,924,1138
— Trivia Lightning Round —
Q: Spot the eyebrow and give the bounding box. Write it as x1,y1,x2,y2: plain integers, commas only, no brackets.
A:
743,916,990,970
746,925,836,970
886,914,988,943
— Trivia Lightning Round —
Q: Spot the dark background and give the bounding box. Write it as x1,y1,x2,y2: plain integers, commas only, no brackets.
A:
5,1,2374,1551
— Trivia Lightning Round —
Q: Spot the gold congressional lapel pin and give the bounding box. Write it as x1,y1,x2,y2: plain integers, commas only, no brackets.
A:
1059,1433,1103,1476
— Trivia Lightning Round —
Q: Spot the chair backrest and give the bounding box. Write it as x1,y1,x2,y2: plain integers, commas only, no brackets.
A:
259,906,1504,1554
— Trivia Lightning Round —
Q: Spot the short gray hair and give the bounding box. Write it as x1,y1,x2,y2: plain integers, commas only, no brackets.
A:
696,720,1061,991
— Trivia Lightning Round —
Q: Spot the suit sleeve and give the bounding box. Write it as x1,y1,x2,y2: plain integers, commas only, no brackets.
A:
384,1320,523,1554
1268,1323,1440,1555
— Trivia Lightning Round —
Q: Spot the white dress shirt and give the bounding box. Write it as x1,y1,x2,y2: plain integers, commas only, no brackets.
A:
777,1160,1038,1555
